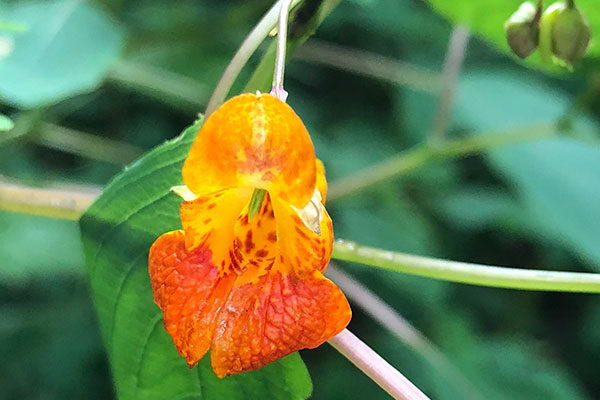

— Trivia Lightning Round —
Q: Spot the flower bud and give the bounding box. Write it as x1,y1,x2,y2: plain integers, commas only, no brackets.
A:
539,1,591,68
505,2,540,58
551,2,591,65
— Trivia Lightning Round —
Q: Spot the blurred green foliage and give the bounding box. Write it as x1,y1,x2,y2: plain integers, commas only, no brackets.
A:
1,0,599,399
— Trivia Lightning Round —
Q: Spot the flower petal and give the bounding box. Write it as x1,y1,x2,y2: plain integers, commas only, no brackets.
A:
210,270,351,377
230,192,279,286
180,188,252,274
272,194,334,276
315,159,327,203
183,93,317,208
148,230,236,366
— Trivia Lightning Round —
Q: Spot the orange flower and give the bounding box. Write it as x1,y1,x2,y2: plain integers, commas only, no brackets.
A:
148,93,351,378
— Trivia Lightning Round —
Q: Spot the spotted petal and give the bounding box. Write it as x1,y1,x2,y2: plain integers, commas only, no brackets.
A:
210,270,351,378
182,93,317,208
148,230,235,366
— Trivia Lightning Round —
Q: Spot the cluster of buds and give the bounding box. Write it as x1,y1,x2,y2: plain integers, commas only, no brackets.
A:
505,0,591,68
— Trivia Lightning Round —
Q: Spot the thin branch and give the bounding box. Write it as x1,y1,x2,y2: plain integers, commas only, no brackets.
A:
3,182,600,293
332,240,600,293
326,265,484,400
108,60,208,111
429,26,470,143
328,329,430,400
327,122,556,202
0,180,99,220
35,122,143,165
294,39,441,93
205,0,302,116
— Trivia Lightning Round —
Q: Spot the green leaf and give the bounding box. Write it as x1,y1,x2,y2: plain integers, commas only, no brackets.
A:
0,113,14,131
455,71,600,270
0,0,124,108
424,0,600,72
0,211,84,281
436,314,590,400
79,119,312,400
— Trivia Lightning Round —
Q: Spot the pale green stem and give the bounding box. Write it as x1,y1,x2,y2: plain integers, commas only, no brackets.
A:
328,329,430,400
204,0,302,116
271,0,293,101
326,264,484,400
244,0,343,93
2,182,600,293
327,122,556,202
0,181,99,221
429,25,470,143
294,40,441,93
35,122,143,165
332,240,600,293
108,60,208,111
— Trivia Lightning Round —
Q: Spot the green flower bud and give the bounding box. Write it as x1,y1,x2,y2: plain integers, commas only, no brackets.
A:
539,2,562,63
505,2,540,58
539,1,591,68
551,2,591,65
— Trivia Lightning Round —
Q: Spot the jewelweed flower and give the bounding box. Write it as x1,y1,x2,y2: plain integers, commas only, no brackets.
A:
148,93,351,378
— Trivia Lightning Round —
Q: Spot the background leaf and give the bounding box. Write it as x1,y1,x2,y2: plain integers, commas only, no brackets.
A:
79,120,313,400
455,71,600,270
0,0,124,108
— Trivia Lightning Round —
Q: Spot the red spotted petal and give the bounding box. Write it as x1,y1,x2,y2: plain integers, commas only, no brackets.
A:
179,188,251,273
148,230,235,366
210,270,351,378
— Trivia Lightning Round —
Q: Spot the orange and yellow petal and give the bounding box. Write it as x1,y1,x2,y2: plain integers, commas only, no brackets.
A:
230,193,279,286
148,230,236,366
182,93,317,208
272,194,334,276
315,159,327,203
210,270,351,378
180,188,252,274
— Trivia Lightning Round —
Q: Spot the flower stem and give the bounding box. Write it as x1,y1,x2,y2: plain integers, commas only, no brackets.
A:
205,0,302,116
326,265,484,400
270,0,293,102
328,329,430,400
332,240,600,293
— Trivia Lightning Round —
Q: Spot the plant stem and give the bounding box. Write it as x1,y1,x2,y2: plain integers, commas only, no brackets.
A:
243,0,343,93
0,180,99,220
294,40,441,93
108,60,208,111
332,240,600,293
329,329,430,400
3,182,600,293
271,0,293,101
205,0,302,116
429,25,470,143
327,122,556,202
35,122,143,165
326,265,484,400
